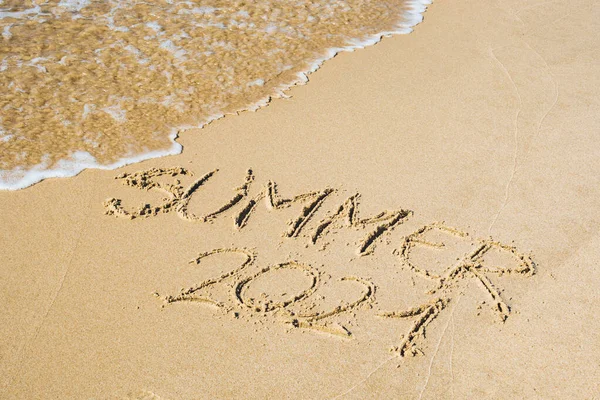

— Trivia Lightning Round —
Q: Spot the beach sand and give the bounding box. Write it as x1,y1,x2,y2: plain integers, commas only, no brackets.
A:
1,0,600,398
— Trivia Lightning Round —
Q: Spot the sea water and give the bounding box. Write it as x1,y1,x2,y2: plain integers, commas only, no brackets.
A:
0,0,430,190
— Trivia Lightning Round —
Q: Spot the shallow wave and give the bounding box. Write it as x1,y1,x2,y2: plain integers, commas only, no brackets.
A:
0,0,431,190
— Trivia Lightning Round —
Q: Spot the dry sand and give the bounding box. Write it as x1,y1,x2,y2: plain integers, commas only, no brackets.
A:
1,0,600,398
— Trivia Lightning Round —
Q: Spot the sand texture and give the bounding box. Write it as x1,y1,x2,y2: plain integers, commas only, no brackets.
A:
1,0,600,398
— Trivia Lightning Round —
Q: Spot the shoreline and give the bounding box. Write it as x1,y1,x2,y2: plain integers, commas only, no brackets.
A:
0,0,432,191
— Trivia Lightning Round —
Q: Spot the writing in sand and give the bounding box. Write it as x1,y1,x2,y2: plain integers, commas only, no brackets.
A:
103,166,535,357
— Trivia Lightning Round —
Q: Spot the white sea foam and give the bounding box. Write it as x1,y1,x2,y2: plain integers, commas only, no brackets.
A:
2,23,12,39
247,79,265,87
0,131,182,191
0,0,432,191
0,126,11,143
0,5,42,20
101,105,127,122
58,0,91,12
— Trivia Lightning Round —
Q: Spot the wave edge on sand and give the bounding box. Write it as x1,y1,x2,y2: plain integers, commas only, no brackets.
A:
0,0,432,191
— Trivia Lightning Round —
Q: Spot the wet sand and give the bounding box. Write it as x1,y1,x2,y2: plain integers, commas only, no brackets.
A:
1,0,600,398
